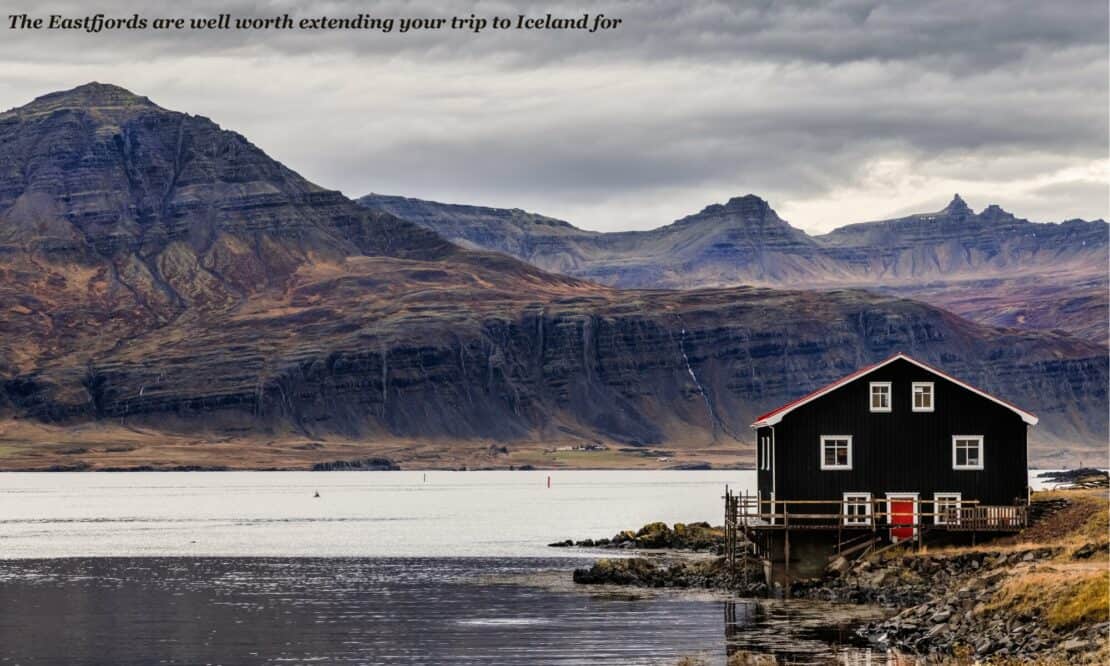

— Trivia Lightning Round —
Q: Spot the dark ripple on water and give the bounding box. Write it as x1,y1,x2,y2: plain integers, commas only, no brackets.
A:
0,558,897,665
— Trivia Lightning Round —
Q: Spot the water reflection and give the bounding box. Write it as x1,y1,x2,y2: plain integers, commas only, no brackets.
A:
0,558,910,665
722,599,897,665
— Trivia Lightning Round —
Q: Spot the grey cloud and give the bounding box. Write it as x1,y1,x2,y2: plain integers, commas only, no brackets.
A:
1,1,1105,68
0,0,1105,231
1029,179,1110,215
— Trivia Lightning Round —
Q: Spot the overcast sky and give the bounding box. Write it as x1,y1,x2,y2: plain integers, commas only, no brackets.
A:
1,0,1106,232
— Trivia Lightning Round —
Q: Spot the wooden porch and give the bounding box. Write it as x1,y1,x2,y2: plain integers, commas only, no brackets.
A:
727,491,1027,532
722,487,1028,585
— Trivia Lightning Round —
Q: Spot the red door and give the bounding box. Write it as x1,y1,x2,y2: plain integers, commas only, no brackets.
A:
889,498,915,541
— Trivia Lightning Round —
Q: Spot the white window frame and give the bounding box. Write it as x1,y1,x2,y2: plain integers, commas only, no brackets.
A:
820,435,853,470
869,382,892,413
842,492,872,526
911,381,935,412
952,435,984,470
934,492,962,525
759,436,767,471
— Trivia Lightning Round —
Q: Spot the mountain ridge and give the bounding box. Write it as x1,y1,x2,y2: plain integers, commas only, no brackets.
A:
0,83,1104,468
358,192,1109,344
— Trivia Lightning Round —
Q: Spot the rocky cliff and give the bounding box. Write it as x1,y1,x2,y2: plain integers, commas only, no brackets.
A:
359,194,1109,344
0,84,1105,467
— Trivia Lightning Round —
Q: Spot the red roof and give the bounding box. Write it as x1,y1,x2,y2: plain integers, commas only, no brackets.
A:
750,352,1038,427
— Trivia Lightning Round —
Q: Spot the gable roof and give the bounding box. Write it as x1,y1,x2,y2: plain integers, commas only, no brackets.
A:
750,352,1038,428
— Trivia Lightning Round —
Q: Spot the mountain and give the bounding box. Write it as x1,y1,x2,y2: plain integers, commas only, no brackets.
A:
359,193,1109,344
0,84,1105,470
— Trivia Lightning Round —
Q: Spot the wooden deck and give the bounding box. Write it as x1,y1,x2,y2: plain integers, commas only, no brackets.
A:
722,487,1027,584
726,490,1027,534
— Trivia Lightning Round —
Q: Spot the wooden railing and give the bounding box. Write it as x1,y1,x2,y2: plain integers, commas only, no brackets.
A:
723,489,1028,585
947,505,1027,531
727,493,1027,532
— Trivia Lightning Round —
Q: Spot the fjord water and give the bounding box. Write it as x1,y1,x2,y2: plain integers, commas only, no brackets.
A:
0,471,890,664
0,470,744,558
0,470,1060,558
0,471,1058,663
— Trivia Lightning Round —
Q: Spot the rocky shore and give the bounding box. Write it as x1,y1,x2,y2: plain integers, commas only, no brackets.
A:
562,486,1109,664
854,550,1107,660
1037,467,1109,488
791,546,1103,659
556,520,768,595
793,547,1058,607
794,488,1108,662
549,521,725,551
572,556,768,596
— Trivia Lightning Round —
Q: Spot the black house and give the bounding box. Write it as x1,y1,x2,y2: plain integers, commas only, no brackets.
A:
750,352,1036,543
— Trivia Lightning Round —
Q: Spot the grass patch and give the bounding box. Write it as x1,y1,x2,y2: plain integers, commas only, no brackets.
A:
1048,573,1110,629
986,569,1110,630
532,448,656,468
1077,497,1110,543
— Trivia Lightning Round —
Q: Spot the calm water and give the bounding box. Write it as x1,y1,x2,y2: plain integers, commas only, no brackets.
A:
0,470,746,558
0,557,887,665
0,470,1045,663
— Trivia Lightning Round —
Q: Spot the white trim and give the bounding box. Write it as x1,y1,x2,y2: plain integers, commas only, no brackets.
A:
934,492,962,525
869,382,892,413
952,435,985,470
886,492,919,541
842,492,873,526
819,435,853,470
912,381,935,412
750,353,1038,427
770,426,776,521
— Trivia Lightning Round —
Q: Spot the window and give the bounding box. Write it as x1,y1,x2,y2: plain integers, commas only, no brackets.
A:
820,435,852,470
952,435,984,470
759,436,768,471
869,382,892,412
912,382,934,412
934,493,962,525
843,492,872,526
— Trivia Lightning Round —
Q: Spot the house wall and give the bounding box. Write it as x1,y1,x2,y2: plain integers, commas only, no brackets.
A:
757,358,1029,508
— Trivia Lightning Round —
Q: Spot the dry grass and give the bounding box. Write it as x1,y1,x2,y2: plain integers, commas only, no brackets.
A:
909,487,1109,561
985,568,1109,630
1043,573,1110,629
1023,488,1109,546
935,641,1110,665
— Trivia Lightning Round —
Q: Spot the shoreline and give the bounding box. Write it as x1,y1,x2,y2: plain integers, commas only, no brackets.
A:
563,484,1110,663
0,419,750,471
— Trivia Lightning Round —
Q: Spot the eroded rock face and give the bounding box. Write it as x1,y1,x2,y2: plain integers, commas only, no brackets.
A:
0,84,1106,461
